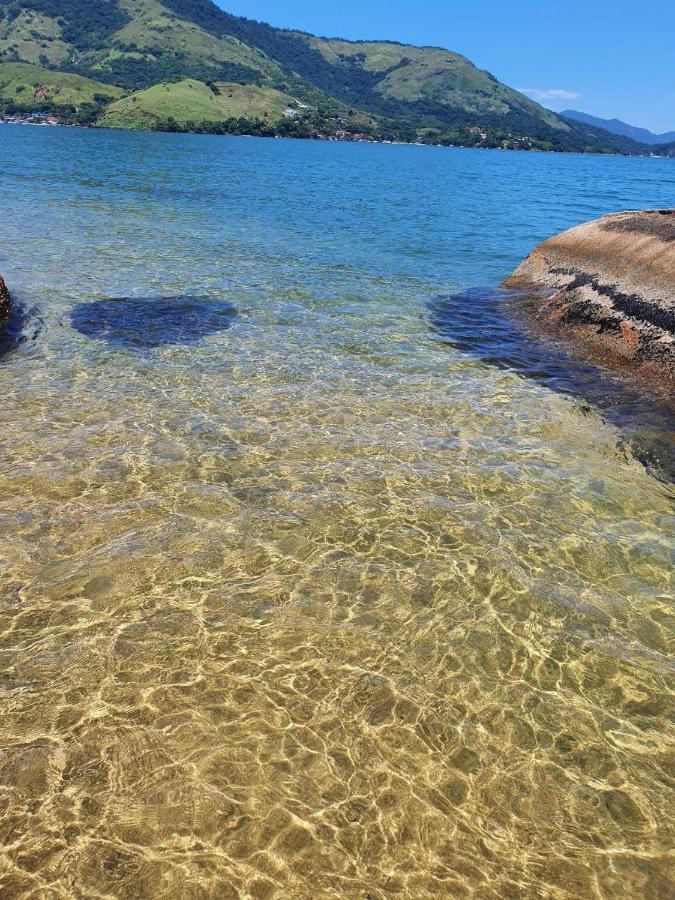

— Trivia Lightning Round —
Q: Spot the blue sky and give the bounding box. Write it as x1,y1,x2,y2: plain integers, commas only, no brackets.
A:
220,1,675,133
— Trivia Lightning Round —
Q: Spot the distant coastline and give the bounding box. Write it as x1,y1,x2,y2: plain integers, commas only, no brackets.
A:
2,113,675,158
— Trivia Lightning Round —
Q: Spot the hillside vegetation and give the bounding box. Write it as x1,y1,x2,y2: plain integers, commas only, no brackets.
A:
0,60,122,117
0,0,666,154
100,78,301,128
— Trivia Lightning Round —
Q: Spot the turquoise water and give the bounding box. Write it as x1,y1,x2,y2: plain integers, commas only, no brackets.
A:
0,126,673,899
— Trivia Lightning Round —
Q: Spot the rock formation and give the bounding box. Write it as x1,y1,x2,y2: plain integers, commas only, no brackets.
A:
503,209,674,383
0,275,11,324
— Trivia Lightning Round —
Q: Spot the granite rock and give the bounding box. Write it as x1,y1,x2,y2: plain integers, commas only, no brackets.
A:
503,209,674,383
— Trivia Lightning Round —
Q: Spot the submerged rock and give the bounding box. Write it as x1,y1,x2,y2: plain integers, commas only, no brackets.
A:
71,295,237,348
503,209,674,384
0,275,10,323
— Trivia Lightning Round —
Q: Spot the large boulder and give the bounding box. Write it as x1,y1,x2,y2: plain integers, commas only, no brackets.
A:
0,275,10,323
503,209,674,383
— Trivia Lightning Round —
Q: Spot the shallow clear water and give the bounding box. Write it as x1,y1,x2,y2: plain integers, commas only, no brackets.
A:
0,126,673,899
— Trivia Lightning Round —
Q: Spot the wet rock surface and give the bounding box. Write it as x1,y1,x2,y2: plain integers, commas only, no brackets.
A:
503,210,675,385
0,275,10,323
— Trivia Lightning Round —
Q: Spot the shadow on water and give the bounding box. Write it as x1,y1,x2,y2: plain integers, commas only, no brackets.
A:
71,295,237,349
428,288,674,484
0,301,42,360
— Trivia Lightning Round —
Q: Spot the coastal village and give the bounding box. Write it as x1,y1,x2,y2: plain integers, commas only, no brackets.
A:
1,110,59,126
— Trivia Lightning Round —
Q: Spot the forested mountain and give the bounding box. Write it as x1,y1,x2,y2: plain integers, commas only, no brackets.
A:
0,0,664,154
652,141,675,158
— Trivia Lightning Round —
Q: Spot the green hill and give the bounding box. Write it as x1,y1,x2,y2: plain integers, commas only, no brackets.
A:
0,61,122,103
0,0,661,153
100,78,307,129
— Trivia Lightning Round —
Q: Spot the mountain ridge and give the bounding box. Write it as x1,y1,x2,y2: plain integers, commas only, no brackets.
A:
0,0,667,154
561,109,675,146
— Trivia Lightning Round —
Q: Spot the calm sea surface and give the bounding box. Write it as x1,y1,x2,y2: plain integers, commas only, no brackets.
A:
0,126,673,899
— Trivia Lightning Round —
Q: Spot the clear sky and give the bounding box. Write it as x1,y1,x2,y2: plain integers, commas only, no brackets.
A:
219,1,675,134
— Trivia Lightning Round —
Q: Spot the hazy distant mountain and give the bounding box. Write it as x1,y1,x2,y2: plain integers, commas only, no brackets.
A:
561,110,675,146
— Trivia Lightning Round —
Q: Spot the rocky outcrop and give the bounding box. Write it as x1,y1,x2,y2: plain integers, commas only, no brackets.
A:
503,209,674,383
0,275,11,324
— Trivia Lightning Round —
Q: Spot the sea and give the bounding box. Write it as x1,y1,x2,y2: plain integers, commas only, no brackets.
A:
0,124,673,898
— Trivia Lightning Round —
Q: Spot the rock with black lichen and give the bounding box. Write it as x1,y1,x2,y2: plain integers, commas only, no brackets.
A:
0,275,10,323
503,209,674,384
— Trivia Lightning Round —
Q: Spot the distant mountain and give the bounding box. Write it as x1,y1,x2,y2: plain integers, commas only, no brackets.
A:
0,0,663,154
561,110,675,146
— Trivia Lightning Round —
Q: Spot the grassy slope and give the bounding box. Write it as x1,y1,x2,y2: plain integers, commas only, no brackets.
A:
306,37,568,131
89,0,283,83
0,62,124,105
117,0,276,70
100,78,300,128
0,8,70,65
147,2,569,130
0,0,288,89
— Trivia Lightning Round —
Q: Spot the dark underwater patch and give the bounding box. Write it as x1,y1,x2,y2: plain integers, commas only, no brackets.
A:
0,302,42,360
428,288,674,483
427,287,597,383
71,295,237,348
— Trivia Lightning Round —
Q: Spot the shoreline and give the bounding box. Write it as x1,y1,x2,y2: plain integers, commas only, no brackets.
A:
2,118,673,158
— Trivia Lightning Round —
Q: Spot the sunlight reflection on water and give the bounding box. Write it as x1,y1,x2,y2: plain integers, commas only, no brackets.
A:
0,127,673,899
